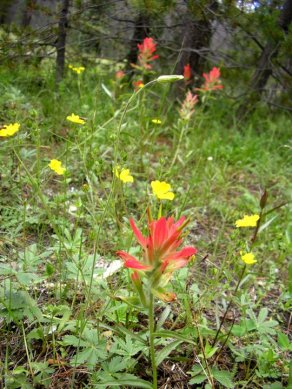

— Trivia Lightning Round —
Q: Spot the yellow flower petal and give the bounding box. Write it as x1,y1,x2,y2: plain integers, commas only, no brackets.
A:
235,214,259,228
151,119,162,124
241,252,257,265
114,166,134,184
48,159,66,175
151,180,175,201
69,65,85,74
119,168,134,183
0,123,20,137
66,113,85,124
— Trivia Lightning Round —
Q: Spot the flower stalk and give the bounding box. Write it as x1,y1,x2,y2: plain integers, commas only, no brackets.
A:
148,292,158,389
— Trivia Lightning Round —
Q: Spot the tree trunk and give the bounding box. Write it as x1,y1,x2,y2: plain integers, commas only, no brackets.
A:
238,0,292,116
126,13,150,70
176,0,218,85
56,0,70,84
22,0,37,27
175,17,213,83
0,0,12,25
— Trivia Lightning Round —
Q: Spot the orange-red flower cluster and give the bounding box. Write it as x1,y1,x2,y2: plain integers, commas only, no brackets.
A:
137,37,159,70
115,70,125,80
201,67,223,91
183,64,192,81
117,215,197,301
133,79,144,90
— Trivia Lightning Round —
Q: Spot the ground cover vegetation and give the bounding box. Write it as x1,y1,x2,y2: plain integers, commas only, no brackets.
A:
0,1,292,388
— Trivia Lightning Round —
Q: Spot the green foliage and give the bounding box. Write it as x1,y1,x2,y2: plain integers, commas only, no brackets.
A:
0,42,291,388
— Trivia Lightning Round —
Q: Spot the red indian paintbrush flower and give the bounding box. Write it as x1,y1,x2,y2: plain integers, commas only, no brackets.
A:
183,64,192,81
117,216,197,295
200,66,223,91
179,91,198,120
137,37,159,70
115,70,125,80
133,79,144,90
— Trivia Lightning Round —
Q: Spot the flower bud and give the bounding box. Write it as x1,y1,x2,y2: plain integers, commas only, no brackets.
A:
157,75,184,83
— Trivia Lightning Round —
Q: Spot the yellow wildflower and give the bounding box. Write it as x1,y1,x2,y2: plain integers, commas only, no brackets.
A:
241,252,257,265
66,113,85,124
235,214,259,228
114,166,134,183
151,119,162,124
151,180,175,200
74,66,85,74
68,65,85,74
48,159,66,175
0,123,20,137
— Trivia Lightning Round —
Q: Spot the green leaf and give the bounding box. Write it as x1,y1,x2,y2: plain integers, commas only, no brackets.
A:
154,330,196,345
257,308,268,324
212,368,234,389
156,339,183,366
231,324,247,337
289,261,292,295
112,334,145,357
112,323,147,344
71,346,107,369
189,374,207,384
101,83,113,99
278,332,292,351
102,356,130,373
204,341,218,359
0,264,15,275
263,383,284,389
99,374,153,388
156,305,172,330
61,335,87,347
16,272,40,285
258,215,278,234
258,319,278,335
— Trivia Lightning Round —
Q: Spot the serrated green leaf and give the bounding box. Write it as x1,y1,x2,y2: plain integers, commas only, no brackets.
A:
156,339,183,366
61,335,87,347
71,346,107,369
189,374,207,384
190,364,204,375
212,368,234,388
103,356,130,373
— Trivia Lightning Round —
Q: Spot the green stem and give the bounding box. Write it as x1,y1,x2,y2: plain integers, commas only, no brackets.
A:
148,292,157,389
170,121,188,169
212,264,246,347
